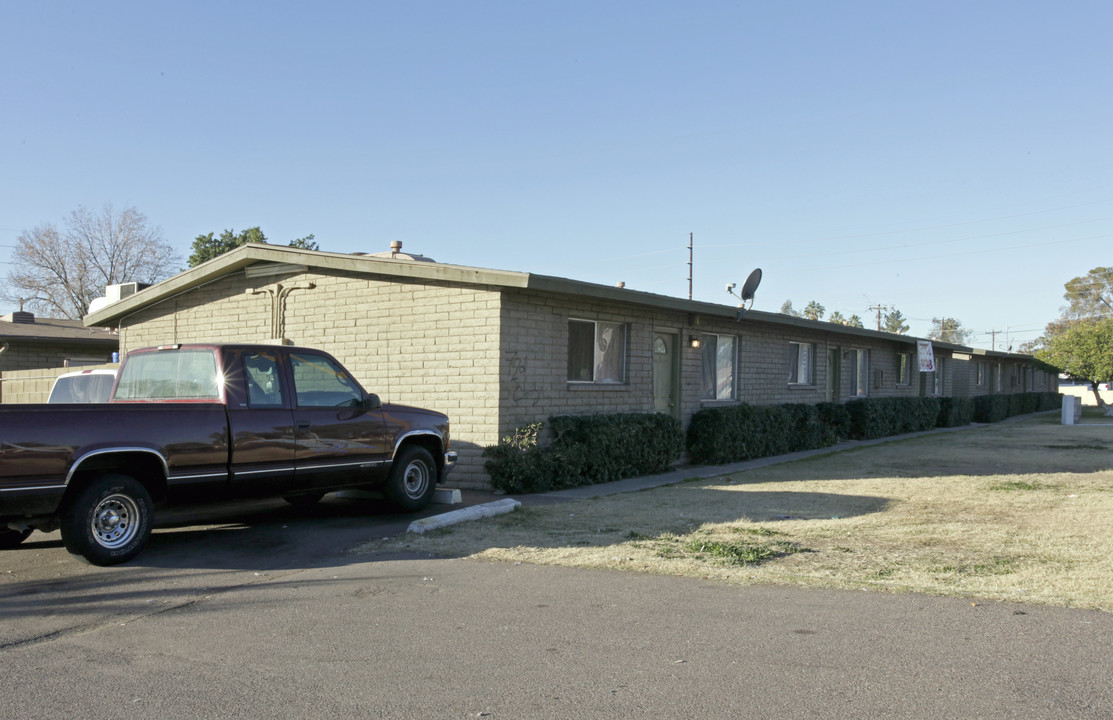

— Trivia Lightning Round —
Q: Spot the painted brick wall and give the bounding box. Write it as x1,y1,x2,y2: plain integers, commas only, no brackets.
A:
498,290,666,438
0,341,114,374
495,294,938,437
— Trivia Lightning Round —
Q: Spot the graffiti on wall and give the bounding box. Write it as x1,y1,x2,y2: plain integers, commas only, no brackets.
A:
506,351,540,406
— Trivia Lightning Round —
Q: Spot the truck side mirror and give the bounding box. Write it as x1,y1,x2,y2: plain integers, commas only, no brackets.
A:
362,393,382,410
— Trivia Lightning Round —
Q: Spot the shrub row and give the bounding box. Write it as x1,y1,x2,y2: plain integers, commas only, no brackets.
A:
483,413,684,494
973,392,1061,423
483,392,1062,492
687,391,1060,465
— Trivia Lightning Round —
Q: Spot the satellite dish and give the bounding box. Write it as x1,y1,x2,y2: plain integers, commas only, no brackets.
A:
740,268,762,302
726,268,763,321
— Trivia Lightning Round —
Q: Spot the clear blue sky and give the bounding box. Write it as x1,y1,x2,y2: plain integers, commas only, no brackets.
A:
3,2,1110,350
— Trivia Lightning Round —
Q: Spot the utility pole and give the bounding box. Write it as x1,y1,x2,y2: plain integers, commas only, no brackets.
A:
687,232,693,301
868,304,891,332
986,329,1000,351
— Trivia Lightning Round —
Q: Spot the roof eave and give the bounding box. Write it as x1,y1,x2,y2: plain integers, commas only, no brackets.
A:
83,244,533,328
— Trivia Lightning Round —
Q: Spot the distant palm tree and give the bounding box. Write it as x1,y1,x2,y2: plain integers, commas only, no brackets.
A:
803,301,825,321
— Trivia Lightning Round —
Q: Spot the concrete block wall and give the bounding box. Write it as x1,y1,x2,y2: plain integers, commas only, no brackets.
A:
0,341,115,374
495,294,954,440
734,323,831,406
497,291,666,437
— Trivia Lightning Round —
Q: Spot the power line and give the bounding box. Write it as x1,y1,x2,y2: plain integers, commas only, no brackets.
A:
698,196,1113,250
789,232,1113,274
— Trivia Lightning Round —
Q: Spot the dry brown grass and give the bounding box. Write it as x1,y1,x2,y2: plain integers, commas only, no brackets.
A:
357,412,1113,610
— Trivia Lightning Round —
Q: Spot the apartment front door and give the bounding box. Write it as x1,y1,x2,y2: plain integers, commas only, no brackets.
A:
653,332,679,418
826,348,840,402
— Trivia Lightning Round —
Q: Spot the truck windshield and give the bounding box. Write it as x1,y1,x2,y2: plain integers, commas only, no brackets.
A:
114,349,222,401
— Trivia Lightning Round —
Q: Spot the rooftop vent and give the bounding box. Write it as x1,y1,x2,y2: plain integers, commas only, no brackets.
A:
365,241,436,263
2,311,34,324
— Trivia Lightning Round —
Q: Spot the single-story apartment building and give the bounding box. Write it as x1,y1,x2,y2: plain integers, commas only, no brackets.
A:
82,243,1054,488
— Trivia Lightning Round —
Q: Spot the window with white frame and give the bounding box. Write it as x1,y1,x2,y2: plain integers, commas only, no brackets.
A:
976,362,986,386
701,334,736,400
995,363,1003,392
897,352,912,386
850,349,869,397
787,342,815,385
567,319,627,384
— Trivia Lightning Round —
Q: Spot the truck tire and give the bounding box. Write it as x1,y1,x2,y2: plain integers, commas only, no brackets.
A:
0,528,32,549
384,446,436,511
61,474,153,566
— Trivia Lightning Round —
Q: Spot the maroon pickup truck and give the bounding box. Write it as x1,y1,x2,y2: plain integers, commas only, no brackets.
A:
0,343,456,565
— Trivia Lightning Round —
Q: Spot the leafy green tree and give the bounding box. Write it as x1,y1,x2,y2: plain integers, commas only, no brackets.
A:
1028,267,1113,353
1061,266,1113,320
1036,318,1113,414
287,234,317,250
882,309,910,334
189,227,267,266
779,299,801,317
188,228,319,267
803,301,825,321
929,317,972,344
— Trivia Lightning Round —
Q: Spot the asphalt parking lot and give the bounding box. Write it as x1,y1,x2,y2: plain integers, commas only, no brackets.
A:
2,491,1112,719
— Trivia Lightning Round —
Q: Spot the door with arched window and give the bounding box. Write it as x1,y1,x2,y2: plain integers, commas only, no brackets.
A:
652,332,679,418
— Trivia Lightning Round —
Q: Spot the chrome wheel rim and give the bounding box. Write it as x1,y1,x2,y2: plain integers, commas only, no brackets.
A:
90,493,140,549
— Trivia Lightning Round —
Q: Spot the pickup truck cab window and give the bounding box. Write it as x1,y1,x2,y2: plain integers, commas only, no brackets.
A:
114,348,222,401
244,351,285,408
289,352,363,408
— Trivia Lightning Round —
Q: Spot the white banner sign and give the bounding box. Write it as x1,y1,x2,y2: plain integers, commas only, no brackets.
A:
917,341,935,372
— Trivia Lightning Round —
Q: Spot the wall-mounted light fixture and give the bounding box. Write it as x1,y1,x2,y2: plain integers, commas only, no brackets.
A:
689,336,701,349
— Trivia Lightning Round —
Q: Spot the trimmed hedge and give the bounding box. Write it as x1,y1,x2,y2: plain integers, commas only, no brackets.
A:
937,397,975,428
483,413,684,494
687,392,1061,466
845,397,942,440
686,404,795,465
484,393,1064,490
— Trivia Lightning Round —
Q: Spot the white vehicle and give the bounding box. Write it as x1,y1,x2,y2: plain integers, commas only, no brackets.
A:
47,369,117,403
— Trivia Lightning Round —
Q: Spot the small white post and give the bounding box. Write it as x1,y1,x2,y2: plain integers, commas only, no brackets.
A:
1061,395,1081,425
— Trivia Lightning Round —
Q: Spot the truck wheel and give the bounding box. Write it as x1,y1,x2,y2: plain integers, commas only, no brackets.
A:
0,528,32,549
61,474,153,566
384,446,436,511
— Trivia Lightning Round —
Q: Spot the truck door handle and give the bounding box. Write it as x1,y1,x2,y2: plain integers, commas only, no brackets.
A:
296,421,311,430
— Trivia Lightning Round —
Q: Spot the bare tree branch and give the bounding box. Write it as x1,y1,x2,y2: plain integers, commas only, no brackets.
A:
2,204,180,319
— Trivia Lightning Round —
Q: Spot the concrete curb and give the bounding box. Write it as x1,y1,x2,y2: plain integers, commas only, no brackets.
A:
407,498,522,534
